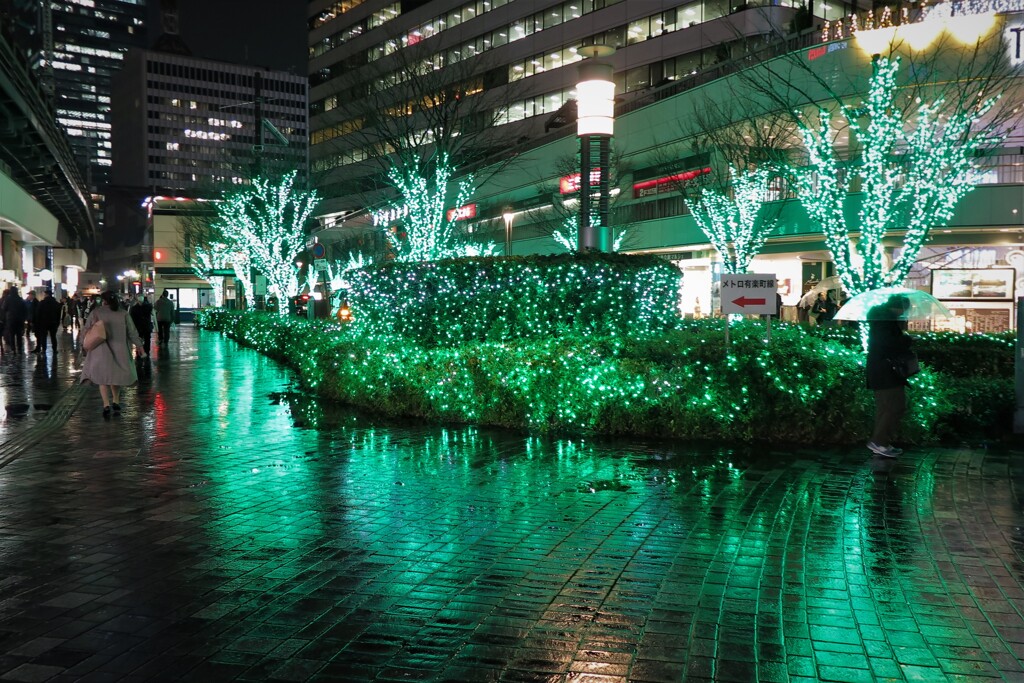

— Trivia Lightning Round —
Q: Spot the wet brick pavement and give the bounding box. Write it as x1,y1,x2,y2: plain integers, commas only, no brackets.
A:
0,327,1023,682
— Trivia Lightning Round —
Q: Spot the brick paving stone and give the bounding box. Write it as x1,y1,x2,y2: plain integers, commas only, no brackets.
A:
1,328,1024,680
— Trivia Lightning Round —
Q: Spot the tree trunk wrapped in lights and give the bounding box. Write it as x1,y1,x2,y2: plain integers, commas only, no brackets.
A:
216,171,320,314
792,56,998,295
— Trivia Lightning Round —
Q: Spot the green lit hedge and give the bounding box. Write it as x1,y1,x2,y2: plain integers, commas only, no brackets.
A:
809,325,1014,378
197,309,991,444
343,253,682,347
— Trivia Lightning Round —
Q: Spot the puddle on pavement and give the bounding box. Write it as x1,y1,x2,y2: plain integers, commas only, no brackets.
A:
5,403,53,417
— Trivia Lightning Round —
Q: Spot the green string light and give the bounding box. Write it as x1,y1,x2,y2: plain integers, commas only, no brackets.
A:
685,166,776,274
216,171,321,314
191,241,232,307
381,154,498,262
792,56,998,295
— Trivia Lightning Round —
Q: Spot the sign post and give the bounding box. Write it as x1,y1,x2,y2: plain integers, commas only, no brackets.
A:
720,273,778,347
1015,297,1024,433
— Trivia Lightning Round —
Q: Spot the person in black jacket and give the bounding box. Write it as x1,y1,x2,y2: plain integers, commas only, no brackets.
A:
865,294,912,458
0,288,26,352
129,295,154,356
33,289,62,354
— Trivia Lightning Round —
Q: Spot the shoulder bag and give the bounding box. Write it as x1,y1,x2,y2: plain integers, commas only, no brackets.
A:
890,350,920,379
82,320,108,351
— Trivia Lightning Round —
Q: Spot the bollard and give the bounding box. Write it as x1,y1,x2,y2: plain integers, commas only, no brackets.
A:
1015,297,1024,433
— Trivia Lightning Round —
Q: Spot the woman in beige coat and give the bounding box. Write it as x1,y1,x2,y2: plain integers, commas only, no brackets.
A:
81,291,147,416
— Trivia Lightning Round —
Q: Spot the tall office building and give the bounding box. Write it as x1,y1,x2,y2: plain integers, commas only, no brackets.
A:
307,0,867,218
8,1,148,213
111,49,308,193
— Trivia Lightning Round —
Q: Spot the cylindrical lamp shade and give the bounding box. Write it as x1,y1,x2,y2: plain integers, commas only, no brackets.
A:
577,77,615,136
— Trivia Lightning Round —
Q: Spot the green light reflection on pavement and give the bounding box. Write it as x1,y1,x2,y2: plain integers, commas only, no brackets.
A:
174,338,1005,680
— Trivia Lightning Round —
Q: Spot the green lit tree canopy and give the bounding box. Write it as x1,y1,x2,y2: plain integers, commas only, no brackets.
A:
379,155,498,262
684,165,779,274
792,56,999,294
216,171,320,312
191,241,232,308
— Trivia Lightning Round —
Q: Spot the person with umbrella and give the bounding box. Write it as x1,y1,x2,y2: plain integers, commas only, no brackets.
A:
865,294,913,458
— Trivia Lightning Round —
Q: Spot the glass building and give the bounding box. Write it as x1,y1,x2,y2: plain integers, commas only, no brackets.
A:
5,0,149,222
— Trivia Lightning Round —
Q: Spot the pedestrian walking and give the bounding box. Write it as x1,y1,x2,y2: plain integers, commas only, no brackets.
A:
76,295,89,326
129,294,154,356
24,292,36,349
80,291,147,417
33,289,61,354
60,295,73,332
866,294,913,459
1,288,27,352
154,290,175,344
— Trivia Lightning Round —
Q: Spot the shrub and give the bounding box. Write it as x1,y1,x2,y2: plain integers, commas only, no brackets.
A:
806,325,1013,378
199,310,963,444
342,252,682,347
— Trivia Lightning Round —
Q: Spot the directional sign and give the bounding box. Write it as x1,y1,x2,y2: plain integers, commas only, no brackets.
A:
721,274,778,315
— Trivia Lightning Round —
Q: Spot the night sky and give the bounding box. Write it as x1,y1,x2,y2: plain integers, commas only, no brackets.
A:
148,0,308,76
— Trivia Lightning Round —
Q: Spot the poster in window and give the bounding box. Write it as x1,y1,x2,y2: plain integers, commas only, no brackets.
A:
930,268,1015,301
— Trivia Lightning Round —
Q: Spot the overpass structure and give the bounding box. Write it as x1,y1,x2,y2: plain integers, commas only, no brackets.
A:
0,28,95,262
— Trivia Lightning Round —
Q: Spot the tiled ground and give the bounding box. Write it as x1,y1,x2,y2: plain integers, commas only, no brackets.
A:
0,326,1022,682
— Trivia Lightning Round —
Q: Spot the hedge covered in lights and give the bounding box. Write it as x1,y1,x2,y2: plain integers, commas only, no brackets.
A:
193,308,1000,444
342,253,682,346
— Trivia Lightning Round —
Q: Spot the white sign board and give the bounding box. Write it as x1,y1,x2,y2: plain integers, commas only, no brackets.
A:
721,274,778,315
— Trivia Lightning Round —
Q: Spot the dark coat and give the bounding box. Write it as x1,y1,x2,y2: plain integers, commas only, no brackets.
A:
130,301,154,334
34,294,62,328
1,293,26,326
866,317,912,390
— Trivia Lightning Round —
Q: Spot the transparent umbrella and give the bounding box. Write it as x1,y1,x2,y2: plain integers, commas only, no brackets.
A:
833,286,953,321
798,275,844,307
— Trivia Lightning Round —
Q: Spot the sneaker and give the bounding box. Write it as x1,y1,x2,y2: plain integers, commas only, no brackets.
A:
102,406,111,417
112,403,121,413
867,442,900,458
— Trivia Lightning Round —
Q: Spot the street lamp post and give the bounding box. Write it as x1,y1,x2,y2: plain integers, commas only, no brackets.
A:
576,46,615,253
502,208,515,257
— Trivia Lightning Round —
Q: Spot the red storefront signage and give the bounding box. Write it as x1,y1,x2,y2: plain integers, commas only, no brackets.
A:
446,203,477,221
559,169,602,194
632,167,712,198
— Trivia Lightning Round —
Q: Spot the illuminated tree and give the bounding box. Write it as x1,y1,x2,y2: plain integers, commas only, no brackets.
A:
216,171,320,313
655,94,794,274
791,55,998,294
177,203,236,308
315,40,516,262
684,165,779,274
729,15,1018,296
191,241,232,307
377,155,498,261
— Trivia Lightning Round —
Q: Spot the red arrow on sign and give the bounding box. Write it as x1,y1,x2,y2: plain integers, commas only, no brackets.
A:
732,296,766,307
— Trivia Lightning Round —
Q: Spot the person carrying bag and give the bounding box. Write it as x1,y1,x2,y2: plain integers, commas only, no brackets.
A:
80,291,147,417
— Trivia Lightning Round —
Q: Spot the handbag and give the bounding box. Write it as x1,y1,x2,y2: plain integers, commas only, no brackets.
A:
82,320,108,351
890,350,920,379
